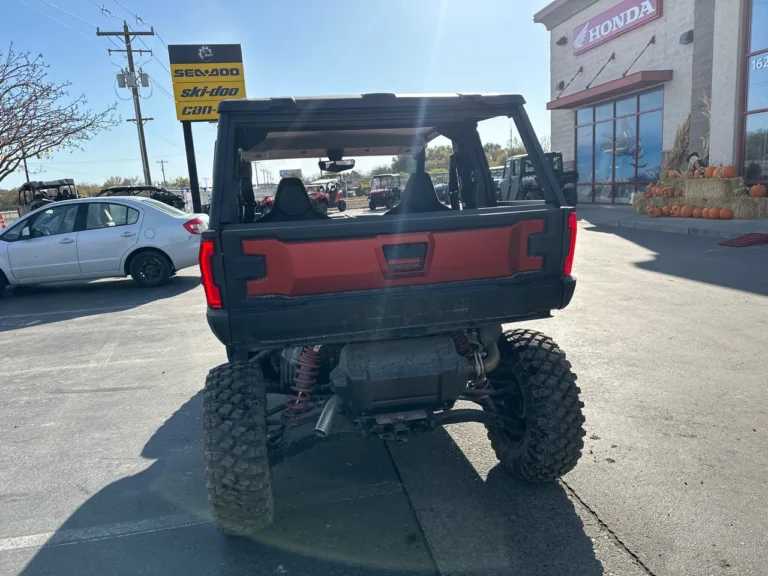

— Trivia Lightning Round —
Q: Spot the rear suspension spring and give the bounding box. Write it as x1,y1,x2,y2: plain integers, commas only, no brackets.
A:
451,331,472,358
282,346,324,425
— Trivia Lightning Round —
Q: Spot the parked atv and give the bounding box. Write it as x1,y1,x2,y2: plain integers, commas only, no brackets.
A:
368,173,403,210
17,179,80,217
199,93,584,536
307,179,347,213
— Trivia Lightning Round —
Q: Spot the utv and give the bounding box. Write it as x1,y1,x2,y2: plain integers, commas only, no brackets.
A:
200,93,584,536
17,179,80,217
431,171,450,203
97,185,186,210
497,152,579,205
367,173,403,210
306,178,348,213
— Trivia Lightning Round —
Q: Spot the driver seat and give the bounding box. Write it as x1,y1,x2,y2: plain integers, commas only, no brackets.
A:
257,178,329,223
385,172,451,215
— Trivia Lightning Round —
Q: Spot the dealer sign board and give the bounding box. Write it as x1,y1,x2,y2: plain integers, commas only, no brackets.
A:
168,44,246,122
573,0,662,55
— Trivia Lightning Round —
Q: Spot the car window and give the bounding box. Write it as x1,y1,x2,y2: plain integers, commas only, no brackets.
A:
513,160,520,176
86,203,140,230
142,198,187,216
30,205,79,237
0,218,26,241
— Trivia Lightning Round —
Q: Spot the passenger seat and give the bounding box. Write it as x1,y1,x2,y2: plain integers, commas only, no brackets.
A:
257,177,329,222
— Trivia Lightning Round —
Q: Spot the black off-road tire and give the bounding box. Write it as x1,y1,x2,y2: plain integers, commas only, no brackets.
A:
204,362,274,536
385,197,395,209
369,201,377,211
337,200,347,212
485,329,585,482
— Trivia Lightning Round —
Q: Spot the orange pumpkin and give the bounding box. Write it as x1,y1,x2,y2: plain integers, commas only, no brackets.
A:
652,185,663,197
704,166,717,178
709,207,721,219
721,165,737,179
643,190,653,199
667,170,679,179
662,205,672,216
670,205,682,217
720,208,734,220
693,207,703,218
647,206,662,218
702,208,710,218
681,205,695,218
662,187,674,198
749,184,767,198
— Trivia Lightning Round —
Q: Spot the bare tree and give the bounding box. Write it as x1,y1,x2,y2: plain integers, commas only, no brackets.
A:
0,45,118,185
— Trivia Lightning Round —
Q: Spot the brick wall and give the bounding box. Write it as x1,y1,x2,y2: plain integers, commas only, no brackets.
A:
547,0,696,162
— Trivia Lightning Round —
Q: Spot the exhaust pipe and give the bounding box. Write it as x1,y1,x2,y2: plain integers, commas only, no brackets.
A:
314,395,342,437
482,341,501,373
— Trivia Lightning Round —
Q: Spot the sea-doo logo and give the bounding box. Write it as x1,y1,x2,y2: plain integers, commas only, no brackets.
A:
173,67,241,78
573,0,661,54
198,46,214,62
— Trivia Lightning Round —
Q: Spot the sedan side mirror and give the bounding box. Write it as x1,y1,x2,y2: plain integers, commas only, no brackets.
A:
21,227,30,238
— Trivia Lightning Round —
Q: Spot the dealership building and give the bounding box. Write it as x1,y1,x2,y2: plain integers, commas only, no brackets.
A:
534,0,767,204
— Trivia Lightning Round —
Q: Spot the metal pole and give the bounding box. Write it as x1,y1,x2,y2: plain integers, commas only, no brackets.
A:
156,160,167,186
182,121,202,213
21,144,30,183
123,22,151,185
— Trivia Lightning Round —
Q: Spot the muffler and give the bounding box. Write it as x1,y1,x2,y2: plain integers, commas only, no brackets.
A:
314,395,342,437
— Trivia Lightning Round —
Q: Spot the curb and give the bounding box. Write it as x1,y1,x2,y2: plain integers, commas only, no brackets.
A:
580,218,741,239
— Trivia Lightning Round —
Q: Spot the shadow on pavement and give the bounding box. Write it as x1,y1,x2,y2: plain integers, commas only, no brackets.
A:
0,275,200,333
587,224,768,296
14,391,601,576
389,427,604,576
14,392,437,576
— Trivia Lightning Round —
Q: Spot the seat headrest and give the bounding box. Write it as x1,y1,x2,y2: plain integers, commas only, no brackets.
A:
274,177,311,216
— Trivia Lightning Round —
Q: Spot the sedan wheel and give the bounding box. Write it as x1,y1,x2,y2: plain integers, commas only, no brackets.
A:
130,252,172,287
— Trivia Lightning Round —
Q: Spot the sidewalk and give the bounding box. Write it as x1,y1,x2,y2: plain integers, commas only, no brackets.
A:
576,204,768,239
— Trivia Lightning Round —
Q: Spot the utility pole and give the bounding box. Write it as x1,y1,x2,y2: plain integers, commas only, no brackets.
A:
156,160,168,186
97,22,155,185
201,177,210,188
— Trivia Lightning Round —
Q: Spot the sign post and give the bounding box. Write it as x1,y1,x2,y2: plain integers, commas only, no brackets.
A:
168,44,246,212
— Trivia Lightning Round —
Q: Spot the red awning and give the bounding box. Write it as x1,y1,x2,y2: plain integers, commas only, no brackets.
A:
547,70,673,110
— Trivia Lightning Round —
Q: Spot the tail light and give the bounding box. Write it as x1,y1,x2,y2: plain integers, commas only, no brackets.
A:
563,211,577,276
184,217,207,234
199,238,222,308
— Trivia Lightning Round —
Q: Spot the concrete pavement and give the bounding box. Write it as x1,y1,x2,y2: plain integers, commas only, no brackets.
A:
1,222,767,575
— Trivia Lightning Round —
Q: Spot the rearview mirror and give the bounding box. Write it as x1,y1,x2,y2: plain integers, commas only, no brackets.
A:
21,227,30,238
318,159,355,173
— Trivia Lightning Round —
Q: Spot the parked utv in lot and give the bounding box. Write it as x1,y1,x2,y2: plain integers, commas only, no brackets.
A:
497,152,578,205
367,173,403,210
306,178,347,213
97,185,186,210
200,93,584,536
17,179,80,217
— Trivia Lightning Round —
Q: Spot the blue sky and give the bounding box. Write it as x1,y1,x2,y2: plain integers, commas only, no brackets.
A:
3,0,552,188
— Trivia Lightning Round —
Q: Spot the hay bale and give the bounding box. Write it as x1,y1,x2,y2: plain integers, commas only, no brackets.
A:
660,177,745,200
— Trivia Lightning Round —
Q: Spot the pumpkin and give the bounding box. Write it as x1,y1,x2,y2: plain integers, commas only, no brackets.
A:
670,205,682,217
749,184,767,198
693,207,703,218
704,166,717,178
643,190,653,199
708,207,721,219
667,170,679,179
647,206,662,218
720,208,734,220
721,165,737,179
681,205,695,218
702,208,710,218
651,185,661,197
662,187,674,198
662,205,672,216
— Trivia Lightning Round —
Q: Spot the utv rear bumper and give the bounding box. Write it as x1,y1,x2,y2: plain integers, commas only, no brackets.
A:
207,276,576,350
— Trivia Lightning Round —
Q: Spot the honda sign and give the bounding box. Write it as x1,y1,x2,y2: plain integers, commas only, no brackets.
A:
573,0,662,55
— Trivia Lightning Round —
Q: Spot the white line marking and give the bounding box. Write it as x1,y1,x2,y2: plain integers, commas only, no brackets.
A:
89,341,118,368
0,514,209,552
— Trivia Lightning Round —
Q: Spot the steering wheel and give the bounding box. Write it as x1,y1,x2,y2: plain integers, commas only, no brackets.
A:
40,224,53,236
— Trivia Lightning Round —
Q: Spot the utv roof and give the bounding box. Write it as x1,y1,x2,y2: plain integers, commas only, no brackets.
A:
20,179,75,190
222,93,528,161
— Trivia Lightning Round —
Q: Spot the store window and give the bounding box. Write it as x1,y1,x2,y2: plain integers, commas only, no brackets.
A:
743,0,768,184
574,88,664,203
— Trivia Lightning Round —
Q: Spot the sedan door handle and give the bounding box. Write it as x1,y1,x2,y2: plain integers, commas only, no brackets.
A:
121,232,137,237
59,238,74,244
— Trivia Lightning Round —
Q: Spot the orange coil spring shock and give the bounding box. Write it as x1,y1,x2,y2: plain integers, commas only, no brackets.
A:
283,346,324,424
452,331,472,358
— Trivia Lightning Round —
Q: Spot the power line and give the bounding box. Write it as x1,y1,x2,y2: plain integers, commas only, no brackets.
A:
146,127,184,151
35,0,97,27
146,73,174,100
88,0,121,20
15,0,91,38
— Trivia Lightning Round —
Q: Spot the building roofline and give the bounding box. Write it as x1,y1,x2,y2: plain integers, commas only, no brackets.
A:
533,0,601,31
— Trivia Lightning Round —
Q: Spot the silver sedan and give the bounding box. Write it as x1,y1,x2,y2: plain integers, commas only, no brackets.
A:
0,196,207,294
